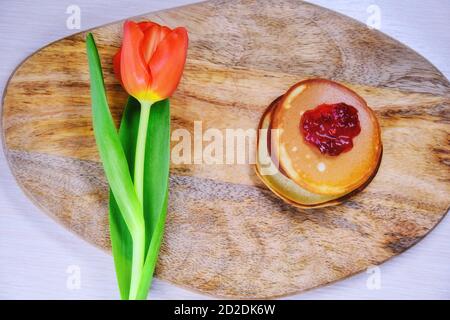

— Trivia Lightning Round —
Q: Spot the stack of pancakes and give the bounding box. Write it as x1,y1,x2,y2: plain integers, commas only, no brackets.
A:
256,79,382,208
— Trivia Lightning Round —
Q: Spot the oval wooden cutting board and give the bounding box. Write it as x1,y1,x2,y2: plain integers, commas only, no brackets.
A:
2,0,450,298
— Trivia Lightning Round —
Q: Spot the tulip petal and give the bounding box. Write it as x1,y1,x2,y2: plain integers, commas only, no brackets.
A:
142,25,173,64
138,21,158,32
142,25,162,64
160,26,171,41
120,21,152,102
148,27,188,99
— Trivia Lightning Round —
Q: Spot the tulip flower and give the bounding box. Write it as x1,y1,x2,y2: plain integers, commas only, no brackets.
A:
106,21,187,299
113,20,188,205
113,20,188,104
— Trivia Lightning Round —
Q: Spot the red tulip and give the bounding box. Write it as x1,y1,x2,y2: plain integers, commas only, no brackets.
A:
113,20,188,104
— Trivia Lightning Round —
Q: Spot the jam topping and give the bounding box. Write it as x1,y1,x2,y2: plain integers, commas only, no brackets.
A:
300,103,361,156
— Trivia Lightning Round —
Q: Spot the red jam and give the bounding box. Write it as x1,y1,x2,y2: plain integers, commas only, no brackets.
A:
300,103,361,156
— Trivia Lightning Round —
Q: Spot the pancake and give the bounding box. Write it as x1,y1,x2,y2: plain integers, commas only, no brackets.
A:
270,79,382,195
255,93,381,209
255,97,347,207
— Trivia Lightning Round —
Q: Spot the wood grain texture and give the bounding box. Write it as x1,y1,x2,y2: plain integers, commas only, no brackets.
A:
1,0,450,298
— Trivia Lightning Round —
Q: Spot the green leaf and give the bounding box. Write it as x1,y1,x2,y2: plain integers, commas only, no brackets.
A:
108,195,131,299
108,96,140,299
110,98,170,299
86,33,145,299
86,33,143,234
144,99,171,250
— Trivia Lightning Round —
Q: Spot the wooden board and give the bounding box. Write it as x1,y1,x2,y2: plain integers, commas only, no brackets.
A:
1,0,449,298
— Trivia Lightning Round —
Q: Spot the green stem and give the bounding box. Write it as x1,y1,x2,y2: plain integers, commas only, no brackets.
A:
128,227,145,300
128,101,152,300
134,102,152,205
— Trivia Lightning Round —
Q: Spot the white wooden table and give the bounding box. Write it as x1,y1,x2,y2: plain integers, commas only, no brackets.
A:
0,0,449,299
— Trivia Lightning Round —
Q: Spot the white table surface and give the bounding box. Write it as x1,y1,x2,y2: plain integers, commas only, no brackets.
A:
0,0,449,300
